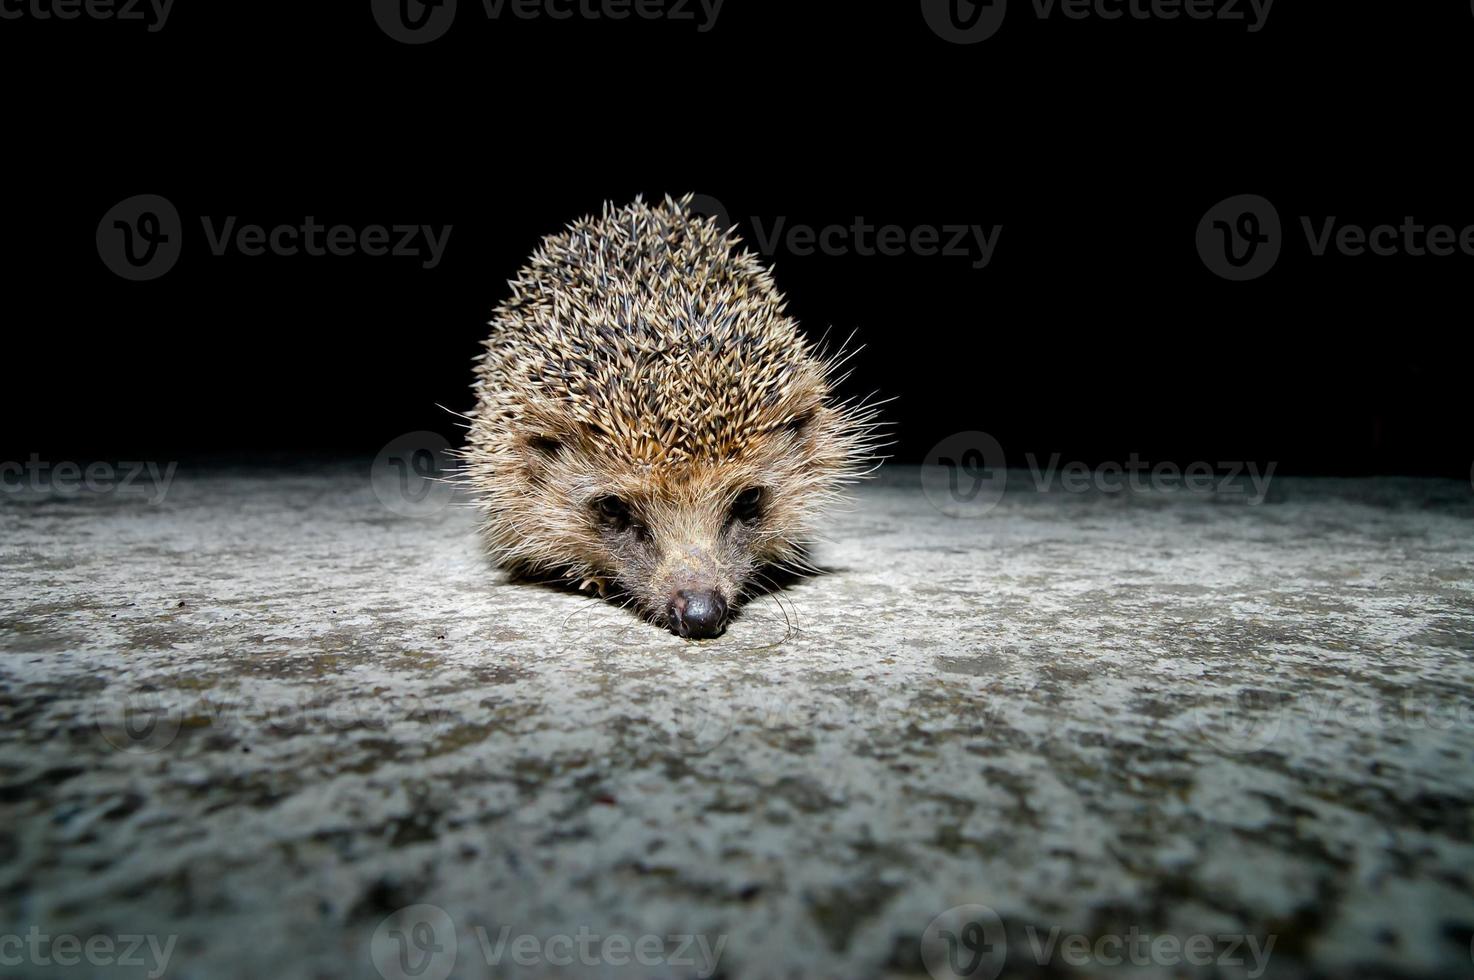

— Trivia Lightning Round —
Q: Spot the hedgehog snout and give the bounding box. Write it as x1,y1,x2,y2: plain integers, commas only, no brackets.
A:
668,589,728,640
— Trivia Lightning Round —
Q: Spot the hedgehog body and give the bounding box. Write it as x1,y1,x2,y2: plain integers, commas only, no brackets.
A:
464,196,874,637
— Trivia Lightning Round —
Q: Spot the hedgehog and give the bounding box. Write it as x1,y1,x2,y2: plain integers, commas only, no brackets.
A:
462,195,880,639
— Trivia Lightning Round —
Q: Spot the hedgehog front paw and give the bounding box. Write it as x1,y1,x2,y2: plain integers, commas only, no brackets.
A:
578,576,609,597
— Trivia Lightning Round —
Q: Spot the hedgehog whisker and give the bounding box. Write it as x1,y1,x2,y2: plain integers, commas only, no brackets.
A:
746,569,800,642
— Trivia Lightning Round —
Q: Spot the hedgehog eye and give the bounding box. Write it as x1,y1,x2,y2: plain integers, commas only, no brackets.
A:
593,495,649,540
594,495,630,527
730,486,765,525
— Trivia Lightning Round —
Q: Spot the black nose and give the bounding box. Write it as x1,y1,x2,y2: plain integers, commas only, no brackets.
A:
669,589,728,639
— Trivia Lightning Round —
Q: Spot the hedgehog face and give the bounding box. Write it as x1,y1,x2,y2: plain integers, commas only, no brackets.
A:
508,413,845,639
588,484,748,639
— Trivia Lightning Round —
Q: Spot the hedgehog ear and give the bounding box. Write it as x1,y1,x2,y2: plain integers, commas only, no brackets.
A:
783,408,817,439
523,434,563,457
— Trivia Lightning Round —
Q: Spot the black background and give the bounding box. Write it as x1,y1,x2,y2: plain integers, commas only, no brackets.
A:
5,0,1470,475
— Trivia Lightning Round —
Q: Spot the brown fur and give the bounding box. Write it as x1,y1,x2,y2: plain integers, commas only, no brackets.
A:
461,195,879,633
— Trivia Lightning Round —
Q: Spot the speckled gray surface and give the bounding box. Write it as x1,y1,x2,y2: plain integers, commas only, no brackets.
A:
2,466,1473,980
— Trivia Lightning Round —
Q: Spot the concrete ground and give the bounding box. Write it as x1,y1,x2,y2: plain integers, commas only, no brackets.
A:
2,464,1473,980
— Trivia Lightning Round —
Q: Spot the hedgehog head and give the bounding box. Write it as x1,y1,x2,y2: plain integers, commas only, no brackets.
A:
465,196,879,638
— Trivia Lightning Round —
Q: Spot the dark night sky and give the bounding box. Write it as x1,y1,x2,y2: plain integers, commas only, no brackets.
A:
5,0,1471,476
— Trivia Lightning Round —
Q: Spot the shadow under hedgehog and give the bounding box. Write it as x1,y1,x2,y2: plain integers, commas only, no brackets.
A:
462,195,882,639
